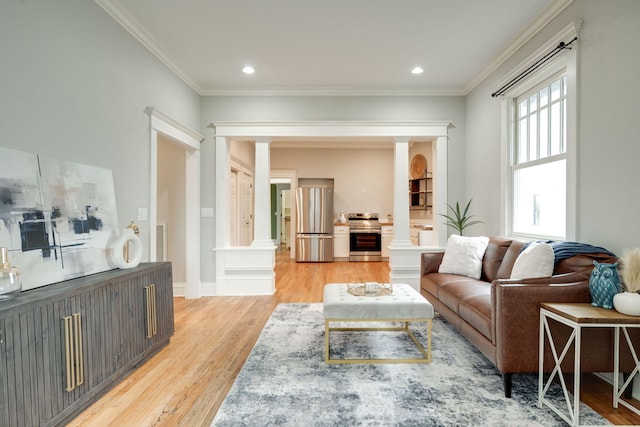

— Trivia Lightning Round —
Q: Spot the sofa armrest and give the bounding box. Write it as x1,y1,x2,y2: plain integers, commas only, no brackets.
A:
421,251,445,276
490,276,591,372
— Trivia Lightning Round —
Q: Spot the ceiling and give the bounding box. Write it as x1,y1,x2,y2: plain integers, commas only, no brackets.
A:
96,0,568,96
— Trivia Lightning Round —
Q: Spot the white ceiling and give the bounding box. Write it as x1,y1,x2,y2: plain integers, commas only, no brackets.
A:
96,0,569,96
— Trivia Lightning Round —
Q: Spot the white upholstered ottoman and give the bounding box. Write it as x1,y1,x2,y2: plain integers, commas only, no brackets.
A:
323,283,433,364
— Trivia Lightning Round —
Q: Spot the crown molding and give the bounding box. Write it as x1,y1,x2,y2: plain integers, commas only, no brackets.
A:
198,86,466,97
96,0,460,97
463,0,574,95
97,0,574,98
95,0,202,94
494,20,581,91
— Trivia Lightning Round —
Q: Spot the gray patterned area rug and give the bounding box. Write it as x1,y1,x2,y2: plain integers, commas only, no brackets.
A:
211,303,609,427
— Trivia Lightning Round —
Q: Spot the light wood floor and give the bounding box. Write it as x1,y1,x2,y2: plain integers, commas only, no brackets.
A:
69,249,640,426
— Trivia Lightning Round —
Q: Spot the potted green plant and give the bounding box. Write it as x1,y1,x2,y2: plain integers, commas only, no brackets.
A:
613,248,640,316
439,199,482,236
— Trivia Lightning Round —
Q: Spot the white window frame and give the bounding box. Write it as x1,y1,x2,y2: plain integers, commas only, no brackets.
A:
499,23,579,241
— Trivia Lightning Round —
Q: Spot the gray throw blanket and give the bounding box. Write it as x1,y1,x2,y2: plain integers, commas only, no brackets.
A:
524,240,616,263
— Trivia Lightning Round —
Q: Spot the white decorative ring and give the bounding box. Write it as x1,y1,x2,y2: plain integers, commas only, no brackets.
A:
111,228,143,269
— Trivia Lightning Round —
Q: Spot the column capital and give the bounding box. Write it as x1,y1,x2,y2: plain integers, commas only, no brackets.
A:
393,137,411,144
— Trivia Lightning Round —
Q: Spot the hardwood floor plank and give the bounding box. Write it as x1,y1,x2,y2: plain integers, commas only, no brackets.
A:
68,251,640,426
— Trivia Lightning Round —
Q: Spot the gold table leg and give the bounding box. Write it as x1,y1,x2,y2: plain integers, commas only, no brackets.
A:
324,317,432,364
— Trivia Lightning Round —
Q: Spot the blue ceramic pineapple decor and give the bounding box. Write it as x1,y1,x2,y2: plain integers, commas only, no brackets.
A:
589,261,621,309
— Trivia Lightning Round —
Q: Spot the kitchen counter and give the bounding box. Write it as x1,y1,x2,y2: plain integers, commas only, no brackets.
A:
409,222,433,230
411,223,433,230
335,222,432,229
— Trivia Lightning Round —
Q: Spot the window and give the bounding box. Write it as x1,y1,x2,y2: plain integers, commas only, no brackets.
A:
501,25,578,241
510,74,568,239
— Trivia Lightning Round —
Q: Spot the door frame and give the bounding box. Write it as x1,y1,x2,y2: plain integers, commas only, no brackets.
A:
211,122,451,295
146,107,203,299
271,169,298,259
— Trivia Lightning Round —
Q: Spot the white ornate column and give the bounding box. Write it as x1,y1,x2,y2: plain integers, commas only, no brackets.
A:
252,138,276,248
215,135,231,248
390,137,421,290
391,138,412,247
435,135,449,247
213,135,276,296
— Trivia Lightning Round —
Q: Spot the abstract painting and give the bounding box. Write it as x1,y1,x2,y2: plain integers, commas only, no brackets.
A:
0,146,119,291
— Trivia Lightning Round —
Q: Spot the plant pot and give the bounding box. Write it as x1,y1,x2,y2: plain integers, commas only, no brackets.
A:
613,291,640,316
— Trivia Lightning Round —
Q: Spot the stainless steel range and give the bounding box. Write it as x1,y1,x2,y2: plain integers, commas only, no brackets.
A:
348,212,382,262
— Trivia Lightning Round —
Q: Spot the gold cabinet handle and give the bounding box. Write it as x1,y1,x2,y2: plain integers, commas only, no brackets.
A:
73,313,84,386
63,316,74,392
63,313,84,392
145,284,157,338
151,284,157,337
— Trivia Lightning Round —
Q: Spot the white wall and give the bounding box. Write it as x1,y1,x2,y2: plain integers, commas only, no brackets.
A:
465,0,640,254
230,141,256,171
271,147,394,219
0,1,201,261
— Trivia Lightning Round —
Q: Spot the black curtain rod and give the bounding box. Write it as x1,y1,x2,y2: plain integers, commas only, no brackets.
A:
491,36,578,98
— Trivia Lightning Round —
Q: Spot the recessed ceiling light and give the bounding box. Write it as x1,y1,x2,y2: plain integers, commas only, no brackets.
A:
411,66,424,75
242,66,255,74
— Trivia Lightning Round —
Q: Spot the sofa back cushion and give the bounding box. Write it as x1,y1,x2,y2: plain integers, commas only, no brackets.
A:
555,252,618,276
483,238,617,282
482,237,525,282
496,240,526,279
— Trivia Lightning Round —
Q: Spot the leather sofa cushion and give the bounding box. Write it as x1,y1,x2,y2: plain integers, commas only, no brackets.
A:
459,293,492,342
496,239,526,279
421,272,468,300
438,278,489,316
423,269,494,343
556,252,617,275
481,237,512,282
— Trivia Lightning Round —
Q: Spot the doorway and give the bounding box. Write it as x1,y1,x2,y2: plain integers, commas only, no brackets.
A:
157,135,187,290
229,169,255,246
270,180,291,249
147,107,202,298
271,170,297,259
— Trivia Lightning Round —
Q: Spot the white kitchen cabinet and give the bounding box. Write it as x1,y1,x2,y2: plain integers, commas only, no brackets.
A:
381,225,393,260
419,229,435,246
409,225,434,246
409,227,420,246
334,225,350,260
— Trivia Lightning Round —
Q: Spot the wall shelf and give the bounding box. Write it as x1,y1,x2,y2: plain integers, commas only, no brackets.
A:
409,177,432,210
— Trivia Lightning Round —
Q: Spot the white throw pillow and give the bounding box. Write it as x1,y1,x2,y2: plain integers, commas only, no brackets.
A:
510,242,555,280
438,235,490,279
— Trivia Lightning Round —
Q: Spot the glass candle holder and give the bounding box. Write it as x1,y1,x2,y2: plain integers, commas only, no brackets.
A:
365,282,379,296
0,247,21,300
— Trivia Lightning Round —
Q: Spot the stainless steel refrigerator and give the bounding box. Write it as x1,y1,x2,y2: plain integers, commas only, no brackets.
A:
295,178,334,262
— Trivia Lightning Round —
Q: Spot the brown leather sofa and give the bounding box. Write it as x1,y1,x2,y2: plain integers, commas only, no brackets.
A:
420,236,635,397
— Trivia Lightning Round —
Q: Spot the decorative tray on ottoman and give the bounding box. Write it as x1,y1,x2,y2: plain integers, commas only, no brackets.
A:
347,282,393,297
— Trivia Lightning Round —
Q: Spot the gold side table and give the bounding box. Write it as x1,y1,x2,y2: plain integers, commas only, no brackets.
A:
538,302,640,426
